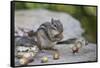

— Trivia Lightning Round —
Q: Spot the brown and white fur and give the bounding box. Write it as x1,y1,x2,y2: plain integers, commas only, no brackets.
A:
36,18,63,51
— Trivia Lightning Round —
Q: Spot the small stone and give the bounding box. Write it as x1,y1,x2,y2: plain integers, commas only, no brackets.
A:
41,56,48,63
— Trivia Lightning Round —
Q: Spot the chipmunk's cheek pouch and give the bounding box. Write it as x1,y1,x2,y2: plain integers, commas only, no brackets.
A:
52,30,59,36
60,33,63,39
57,32,63,40
56,35,63,41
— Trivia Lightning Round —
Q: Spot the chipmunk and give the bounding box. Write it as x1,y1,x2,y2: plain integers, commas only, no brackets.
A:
35,18,63,60
16,18,63,50
36,18,63,51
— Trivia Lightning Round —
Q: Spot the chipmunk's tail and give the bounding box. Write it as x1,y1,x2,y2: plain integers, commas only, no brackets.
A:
57,38,77,44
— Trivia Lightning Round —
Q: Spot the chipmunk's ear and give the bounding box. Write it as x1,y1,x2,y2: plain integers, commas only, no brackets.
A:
51,18,54,24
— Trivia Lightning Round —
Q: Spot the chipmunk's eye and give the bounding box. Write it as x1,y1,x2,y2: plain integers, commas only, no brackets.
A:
52,21,57,28
53,24,57,27
51,26,57,30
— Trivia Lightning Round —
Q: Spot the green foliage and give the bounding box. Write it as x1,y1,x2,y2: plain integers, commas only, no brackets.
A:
15,2,97,43
15,2,28,9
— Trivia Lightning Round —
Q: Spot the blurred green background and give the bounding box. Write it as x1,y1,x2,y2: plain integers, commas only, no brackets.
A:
15,2,97,43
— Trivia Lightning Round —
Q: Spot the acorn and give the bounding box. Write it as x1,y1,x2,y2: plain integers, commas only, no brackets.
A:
73,41,82,53
16,52,25,58
19,58,28,65
72,45,79,54
30,52,36,57
20,53,34,65
76,41,82,49
41,56,48,63
23,53,32,58
53,52,60,60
